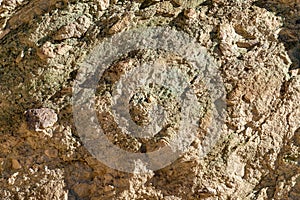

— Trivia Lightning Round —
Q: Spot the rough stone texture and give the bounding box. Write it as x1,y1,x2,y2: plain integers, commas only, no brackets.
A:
25,108,58,131
0,0,299,199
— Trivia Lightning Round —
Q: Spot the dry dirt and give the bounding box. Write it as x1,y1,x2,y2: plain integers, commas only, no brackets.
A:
0,0,299,199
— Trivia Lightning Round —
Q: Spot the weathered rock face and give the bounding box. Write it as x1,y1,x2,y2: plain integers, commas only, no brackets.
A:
0,0,299,199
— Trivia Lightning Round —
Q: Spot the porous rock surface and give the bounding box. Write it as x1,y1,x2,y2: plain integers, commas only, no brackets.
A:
0,0,299,199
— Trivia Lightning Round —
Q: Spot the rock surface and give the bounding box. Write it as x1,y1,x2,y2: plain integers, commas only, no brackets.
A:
0,0,299,199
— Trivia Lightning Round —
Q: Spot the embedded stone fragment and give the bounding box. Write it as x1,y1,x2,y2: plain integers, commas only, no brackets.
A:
56,44,72,55
53,15,92,40
11,159,21,169
45,149,58,158
108,15,131,34
172,0,205,8
25,108,58,131
219,23,242,57
0,28,10,40
156,1,178,16
73,183,91,198
183,8,197,19
37,41,55,59
96,0,110,10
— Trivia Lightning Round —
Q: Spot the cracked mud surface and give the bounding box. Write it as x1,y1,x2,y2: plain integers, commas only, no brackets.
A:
0,0,299,199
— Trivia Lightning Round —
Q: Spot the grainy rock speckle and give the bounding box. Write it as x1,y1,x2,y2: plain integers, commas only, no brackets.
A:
0,0,299,199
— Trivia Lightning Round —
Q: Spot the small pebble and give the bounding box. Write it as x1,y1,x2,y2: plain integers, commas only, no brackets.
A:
37,42,55,59
45,149,58,158
11,159,22,169
184,8,197,19
104,185,114,192
25,108,58,131
108,15,131,34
